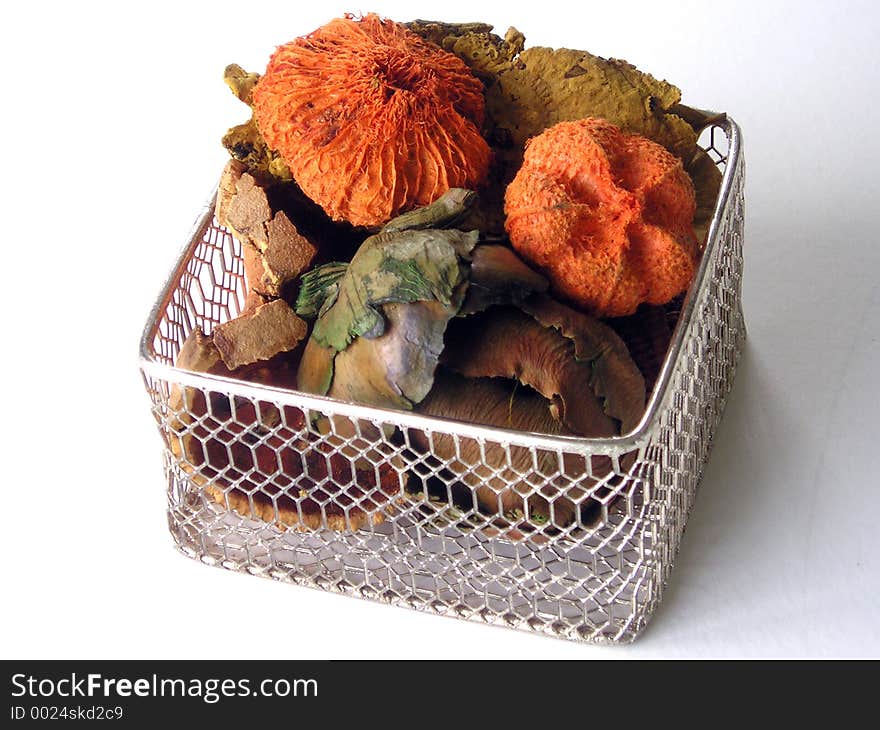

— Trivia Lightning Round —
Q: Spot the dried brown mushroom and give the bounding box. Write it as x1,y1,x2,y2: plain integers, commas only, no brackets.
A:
410,294,646,535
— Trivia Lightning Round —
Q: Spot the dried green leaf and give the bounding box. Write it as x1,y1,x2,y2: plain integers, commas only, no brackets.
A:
308,227,478,353
296,189,479,409
295,262,349,319
381,188,477,232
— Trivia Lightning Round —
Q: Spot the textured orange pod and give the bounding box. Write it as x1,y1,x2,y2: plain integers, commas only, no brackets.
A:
504,118,699,317
252,14,491,228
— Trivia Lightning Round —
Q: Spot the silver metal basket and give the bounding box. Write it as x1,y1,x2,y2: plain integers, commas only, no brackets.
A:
139,118,744,644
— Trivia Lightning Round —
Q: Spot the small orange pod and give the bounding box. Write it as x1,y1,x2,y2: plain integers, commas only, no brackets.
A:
504,118,699,317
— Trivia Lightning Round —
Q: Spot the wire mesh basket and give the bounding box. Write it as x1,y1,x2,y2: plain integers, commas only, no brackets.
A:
139,118,744,644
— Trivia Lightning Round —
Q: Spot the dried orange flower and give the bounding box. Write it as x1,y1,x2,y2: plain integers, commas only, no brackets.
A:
504,118,699,317
252,14,491,227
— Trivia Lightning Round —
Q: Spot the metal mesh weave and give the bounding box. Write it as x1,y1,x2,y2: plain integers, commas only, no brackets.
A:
140,119,745,644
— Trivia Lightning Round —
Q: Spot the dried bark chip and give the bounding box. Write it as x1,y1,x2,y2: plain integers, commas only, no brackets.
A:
221,171,272,250
213,299,307,370
263,211,318,284
218,161,320,298
241,241,270,297
216,159,247,226
168,329,228,425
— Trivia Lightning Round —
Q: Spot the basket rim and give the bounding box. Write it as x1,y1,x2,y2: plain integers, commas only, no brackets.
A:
139,115,742,456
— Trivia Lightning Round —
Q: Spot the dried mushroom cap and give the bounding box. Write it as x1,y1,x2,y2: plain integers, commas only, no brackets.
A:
505,118,700,317
252,14,491,227
413,370,583,525
518,295,647,433
440,295,646,436
410,295,644,535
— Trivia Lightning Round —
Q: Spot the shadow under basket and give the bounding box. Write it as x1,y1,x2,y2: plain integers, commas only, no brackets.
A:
139,118,745,644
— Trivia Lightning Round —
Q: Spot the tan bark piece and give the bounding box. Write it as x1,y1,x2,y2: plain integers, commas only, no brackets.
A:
216,159,247,226
241,212,318,297
218,160,319,297
174,327,225,376
219,169,272,250
212,299,307,370
264,211,318,282
241,241,271,297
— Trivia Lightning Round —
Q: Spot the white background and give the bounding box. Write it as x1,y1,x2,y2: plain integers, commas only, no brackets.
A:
2,0,878,659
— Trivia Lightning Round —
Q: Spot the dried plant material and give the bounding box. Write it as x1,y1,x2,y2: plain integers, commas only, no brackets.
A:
412,372,583,524
503,48,696,158
410,294,644,534
406,21,699,234
670,103,727,135
247,211,317,297
687,147,724,246
411,372,632,534
380,188,478,233
606,304,674,396
216,162,272,247
294,190,563,411
442,296,645,435
167,328,298,480
223,63,260,104
175,408,400,533
241,242,268,299
327,299,458,410
251,14,490,227
517,296,647,432
217,160,318,297
222,119,293,182
296,191,478,407
213,299,307,370
459,243,548,315
407,21,694,155
242,289,271,313
201,432,402,533
173,328,226,380
221,65,292,182
505,118,699,317
168,330,400,533
445,308,617,436
304,228,476,354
